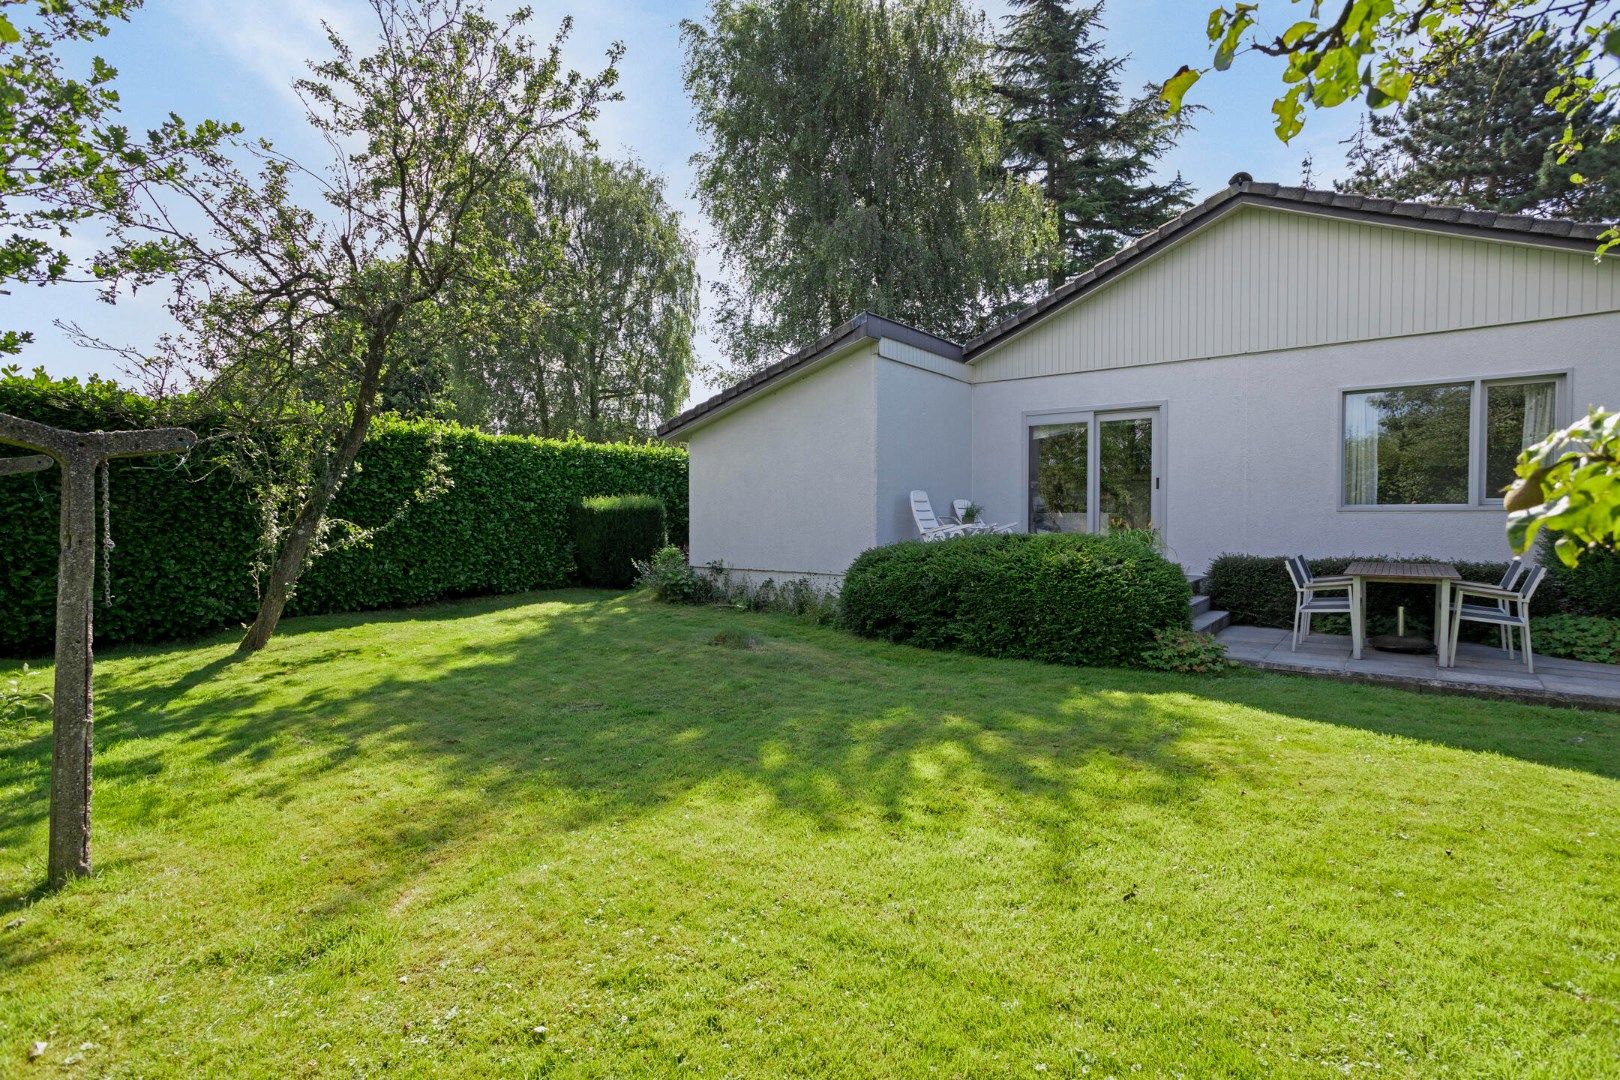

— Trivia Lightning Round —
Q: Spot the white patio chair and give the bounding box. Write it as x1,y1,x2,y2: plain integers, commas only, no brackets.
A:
911,490,974,542
950,498,1018,535
1286,555,1355,651
1448,564,1546,672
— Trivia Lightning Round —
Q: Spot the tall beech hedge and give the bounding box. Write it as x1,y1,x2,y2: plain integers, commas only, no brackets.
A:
0,375,687,655
841,532,1190,668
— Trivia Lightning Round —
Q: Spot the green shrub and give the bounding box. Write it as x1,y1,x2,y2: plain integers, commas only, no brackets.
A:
1529,614,1620,664
841,532,1190,668
1541,537,1620,617
1,372,688,654
572,495,667,588
635,545,715,604
1206,553,1563,638
1139,628,1235,675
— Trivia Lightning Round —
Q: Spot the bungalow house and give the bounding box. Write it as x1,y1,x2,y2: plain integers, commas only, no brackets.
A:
658,177,1620,607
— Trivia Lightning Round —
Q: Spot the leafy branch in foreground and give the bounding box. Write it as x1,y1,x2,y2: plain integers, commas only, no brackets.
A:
0,0,236,354
1161,1,1620,251
1507,408,1620,565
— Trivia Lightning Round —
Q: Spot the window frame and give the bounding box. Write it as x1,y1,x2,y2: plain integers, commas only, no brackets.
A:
1336,369,1570,512
1023,401,1168,535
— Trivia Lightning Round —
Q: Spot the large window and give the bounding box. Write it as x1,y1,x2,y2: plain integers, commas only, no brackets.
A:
1342,376,1561,507
1029,409,1161,534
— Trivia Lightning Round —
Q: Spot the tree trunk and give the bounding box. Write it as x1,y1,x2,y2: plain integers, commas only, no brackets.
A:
239,361,384,653
48,454,98,887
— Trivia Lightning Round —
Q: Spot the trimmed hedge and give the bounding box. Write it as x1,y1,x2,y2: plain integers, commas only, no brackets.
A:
841,532,1190,668
1543,540,1620,617
1205,553,1563,638
1,374,687,655
572,495,666,588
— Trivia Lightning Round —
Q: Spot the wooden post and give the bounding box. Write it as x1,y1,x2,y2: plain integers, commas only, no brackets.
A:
1,414,196,887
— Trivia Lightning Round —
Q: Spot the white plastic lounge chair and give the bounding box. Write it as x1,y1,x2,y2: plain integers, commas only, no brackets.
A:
1286,555,1356,650
950,498,1018,535
1449,564,1546,672
911,491,974,542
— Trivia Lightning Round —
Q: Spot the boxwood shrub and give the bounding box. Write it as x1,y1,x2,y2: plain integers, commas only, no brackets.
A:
572,495,667,588
840,532,1190,668
1,372,688,654
1205,553,1563,638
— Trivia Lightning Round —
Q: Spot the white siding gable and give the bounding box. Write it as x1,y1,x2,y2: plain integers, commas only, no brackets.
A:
971,205,1620,383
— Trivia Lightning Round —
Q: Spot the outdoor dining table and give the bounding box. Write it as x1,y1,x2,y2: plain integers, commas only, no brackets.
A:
1345,560,1462,667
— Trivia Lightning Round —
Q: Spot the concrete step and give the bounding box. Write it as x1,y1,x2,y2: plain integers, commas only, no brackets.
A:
1185,572,1207,595
1190,593,1212,618
1192,608,1231,636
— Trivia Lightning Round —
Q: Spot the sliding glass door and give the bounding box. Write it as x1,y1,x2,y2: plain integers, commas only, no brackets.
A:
1029,409,1161,535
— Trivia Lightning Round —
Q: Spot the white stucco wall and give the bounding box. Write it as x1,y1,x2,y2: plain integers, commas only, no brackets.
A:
685,342,879,582
679,205,1620,585
971,310,1620,575
873,348,972,546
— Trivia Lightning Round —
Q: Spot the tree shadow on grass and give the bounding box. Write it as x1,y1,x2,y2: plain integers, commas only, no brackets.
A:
0,589,1613,917
0,593,1209,903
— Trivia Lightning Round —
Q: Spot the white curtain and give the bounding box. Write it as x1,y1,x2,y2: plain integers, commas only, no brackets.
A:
1343,392,1382,505
1521,381,1557,448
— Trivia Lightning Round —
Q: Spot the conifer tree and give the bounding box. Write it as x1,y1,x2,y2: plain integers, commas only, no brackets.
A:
1339,23,1620,221
993,0,1192,285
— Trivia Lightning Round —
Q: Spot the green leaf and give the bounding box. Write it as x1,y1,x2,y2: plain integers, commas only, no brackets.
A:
1161,66,1202,113
1605,27,1620,57
1281,20,1317,48
1272,85,1306,142
0,15,18,45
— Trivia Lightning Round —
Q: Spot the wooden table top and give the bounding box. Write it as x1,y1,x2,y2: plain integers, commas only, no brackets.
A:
1344,560,1461,582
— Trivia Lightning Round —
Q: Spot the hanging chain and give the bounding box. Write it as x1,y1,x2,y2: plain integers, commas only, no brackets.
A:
99,458,115,607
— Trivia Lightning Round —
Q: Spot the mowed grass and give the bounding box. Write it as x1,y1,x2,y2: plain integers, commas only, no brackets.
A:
1,592,1617,1078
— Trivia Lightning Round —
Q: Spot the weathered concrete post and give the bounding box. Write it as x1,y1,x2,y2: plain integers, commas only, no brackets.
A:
0,413,196,887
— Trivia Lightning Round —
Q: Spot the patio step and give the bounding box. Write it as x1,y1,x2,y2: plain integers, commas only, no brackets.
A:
1184,571,1228,634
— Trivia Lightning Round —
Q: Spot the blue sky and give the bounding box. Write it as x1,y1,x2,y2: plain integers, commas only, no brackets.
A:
3,0,1366,404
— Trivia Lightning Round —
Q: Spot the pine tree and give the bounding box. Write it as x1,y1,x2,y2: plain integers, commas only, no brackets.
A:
1340,23,1620,221
993,0,1192,285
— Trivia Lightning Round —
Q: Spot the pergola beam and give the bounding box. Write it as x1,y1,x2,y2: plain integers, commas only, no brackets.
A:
0,454,54,476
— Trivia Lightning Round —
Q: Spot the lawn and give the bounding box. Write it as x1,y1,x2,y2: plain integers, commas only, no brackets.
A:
1,591,1616,1077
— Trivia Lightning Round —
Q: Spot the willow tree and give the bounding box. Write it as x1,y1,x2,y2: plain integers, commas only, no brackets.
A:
99,0,621,652
683,0,1059,375
437,149,698,440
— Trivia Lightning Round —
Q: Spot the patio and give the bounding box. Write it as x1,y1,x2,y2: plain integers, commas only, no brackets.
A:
1218,625,1620,710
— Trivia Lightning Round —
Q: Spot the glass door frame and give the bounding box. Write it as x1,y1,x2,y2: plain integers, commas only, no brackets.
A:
1024,402,1166,536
